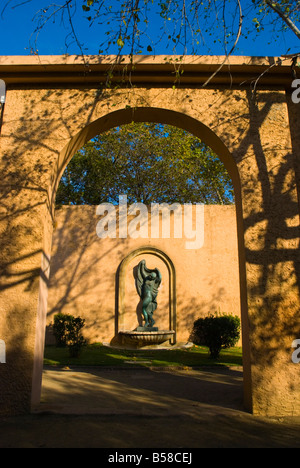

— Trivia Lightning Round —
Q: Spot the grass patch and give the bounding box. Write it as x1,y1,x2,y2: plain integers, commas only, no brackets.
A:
44,343,243,368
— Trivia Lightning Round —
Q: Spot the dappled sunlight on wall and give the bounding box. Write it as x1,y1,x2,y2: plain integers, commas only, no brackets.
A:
46,205,240,345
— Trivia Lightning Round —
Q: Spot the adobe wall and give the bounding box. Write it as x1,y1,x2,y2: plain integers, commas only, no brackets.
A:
0,55,299,416
46,204,241,345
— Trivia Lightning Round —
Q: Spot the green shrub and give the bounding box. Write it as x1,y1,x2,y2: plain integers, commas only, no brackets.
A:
53,313,71,347
65,316,87,358
191,313,241,358
52,313,87,357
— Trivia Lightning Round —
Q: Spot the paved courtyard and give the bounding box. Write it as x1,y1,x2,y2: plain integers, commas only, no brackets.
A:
0,366,299,448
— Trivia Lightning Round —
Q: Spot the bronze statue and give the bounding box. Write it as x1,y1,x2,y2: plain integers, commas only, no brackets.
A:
135,260,162,329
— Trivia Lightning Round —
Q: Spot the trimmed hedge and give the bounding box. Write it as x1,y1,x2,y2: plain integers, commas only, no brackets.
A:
191,313,240,358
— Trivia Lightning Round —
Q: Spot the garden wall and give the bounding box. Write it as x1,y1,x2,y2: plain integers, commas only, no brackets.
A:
46,204,241,345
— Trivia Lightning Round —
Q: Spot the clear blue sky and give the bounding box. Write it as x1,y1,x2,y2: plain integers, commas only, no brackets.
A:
0,0,298,57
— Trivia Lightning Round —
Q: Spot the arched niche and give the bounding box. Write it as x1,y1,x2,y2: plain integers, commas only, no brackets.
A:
116,246,176,344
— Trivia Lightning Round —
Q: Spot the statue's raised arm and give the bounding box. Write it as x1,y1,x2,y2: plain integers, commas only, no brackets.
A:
135,260,146,298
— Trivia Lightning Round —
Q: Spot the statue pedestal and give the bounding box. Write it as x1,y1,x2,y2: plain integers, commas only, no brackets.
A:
118,329,175,348
136,326,158,332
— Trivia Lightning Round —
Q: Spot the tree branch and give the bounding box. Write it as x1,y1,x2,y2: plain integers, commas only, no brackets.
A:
202,0,243,87
264,0,300,40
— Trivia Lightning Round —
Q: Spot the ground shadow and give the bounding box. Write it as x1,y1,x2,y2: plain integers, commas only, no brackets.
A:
12,364,298,448
39,365,244,414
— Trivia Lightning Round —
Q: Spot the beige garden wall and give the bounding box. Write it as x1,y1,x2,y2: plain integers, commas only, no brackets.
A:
46,204,240,345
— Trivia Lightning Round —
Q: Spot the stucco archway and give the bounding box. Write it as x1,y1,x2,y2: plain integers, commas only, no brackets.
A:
0,55,299,417
41,106,250,411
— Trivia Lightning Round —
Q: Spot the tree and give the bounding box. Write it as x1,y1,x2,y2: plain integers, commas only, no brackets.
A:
1,1,299,60
56,122,234,205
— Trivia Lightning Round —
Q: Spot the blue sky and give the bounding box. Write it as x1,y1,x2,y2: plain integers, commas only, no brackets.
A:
0,0,298,57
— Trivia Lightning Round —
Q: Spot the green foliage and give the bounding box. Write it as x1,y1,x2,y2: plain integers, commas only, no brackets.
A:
53,313,70,347
65,316,87,358
52,313,87,357
56,122,234,206
190,313,241,359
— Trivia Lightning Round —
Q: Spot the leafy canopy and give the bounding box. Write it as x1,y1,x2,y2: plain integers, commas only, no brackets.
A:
56,122,234,205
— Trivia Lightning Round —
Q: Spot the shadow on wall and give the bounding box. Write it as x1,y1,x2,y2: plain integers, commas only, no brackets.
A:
46,205,133,343
45,94,300,352
0,83,299,374
235,91,300,373
46,204,241,346
178,287,225,327
176,286,243,346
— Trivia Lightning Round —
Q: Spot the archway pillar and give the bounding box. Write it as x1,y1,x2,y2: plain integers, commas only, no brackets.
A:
0,192,53,414
234,125,300,416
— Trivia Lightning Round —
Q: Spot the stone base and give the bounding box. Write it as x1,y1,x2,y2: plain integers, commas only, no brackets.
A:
118,329,176,348
136,326,158,332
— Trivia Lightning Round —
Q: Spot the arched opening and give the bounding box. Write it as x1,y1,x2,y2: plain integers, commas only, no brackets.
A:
50,107,241,212
33,107,251,413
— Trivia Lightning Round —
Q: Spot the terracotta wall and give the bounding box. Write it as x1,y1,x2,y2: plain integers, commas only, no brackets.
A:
46,204,240,345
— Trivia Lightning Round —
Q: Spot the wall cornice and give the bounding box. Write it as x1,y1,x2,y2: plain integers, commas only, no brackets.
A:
0,54,297,87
